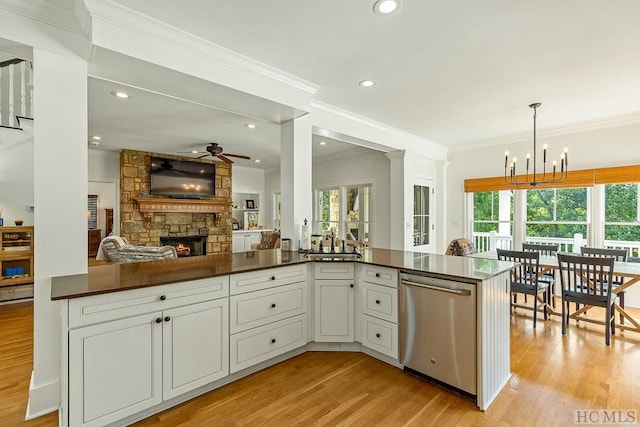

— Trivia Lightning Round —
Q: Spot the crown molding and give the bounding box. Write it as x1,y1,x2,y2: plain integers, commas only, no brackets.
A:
0,0,90,38
450,110,640,154
84,0,319,98
310,100,447,161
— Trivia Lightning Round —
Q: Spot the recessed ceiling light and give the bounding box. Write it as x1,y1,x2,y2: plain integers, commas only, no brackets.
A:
373,0,401,15
254,159,261,163
245,123,256,129
91,135,101,140
319,141,327,146
110,90,130,99
191,150,199,154
359,79,375,88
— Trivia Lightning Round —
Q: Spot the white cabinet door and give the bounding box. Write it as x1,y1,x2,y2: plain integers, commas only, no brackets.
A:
233,234,246,253
69,312,163,427
162,299,229,400
248,232,261,247
314,279,354,342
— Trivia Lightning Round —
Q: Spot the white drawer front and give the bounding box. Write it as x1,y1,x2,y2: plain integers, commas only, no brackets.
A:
230,264,307,295
314,262,355,280
360,265,398,288
361,314,398,359
230,314,307,373
361,282,397,323
229,282,306,334
69,276,229,328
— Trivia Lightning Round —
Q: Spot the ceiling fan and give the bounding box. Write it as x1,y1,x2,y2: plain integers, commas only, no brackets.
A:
180,142,251,164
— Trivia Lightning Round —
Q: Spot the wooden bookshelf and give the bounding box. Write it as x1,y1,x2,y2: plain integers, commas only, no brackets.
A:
0,226,34,287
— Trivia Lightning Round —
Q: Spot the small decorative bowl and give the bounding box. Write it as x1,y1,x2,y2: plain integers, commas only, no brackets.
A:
14,220,23,226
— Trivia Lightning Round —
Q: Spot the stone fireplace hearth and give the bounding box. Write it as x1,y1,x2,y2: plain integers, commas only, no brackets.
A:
119,150,233,255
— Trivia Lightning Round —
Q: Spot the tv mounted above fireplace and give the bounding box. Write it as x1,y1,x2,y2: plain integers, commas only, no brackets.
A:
150,157,216,199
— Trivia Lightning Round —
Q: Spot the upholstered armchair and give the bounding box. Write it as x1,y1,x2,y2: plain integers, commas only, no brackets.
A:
250,230,281,250
96,236,178,263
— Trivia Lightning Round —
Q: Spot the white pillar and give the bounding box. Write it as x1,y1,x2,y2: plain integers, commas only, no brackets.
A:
498,190,511,236
28,49,88,418
280,114,313,250
386,151,408,250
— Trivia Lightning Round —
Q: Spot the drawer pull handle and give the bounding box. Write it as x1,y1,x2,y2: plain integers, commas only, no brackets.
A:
164,316,171,322
271,276,276,281
375,273,381,278
155,317,163,324
160,295,167,301
376,333,381,338
375,299,380,304
350,283,354,288
271,338,276,344
271,303,276,308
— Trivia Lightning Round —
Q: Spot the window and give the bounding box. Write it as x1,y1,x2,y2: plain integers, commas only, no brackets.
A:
345,185,371,243
472,190,513,251
314,185,373,244
413,185,430,246
604,183,640,256
525,187,588,252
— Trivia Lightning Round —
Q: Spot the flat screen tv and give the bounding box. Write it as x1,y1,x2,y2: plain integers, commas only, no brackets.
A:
150,157,216,198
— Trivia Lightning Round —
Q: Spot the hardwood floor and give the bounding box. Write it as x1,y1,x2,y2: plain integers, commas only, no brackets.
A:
2,302,640,426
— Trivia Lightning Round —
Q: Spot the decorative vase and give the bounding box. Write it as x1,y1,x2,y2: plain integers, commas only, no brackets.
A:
14,220,23,226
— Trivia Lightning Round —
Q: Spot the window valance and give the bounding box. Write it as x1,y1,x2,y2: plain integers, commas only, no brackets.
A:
464,164,640,193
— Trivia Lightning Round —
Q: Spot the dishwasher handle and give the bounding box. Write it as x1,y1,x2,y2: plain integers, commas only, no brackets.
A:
401,279,472,296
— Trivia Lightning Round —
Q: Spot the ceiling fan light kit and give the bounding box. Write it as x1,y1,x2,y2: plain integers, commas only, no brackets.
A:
179,142,251,164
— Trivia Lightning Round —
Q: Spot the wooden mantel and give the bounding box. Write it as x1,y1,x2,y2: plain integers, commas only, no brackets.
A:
133,197,231,214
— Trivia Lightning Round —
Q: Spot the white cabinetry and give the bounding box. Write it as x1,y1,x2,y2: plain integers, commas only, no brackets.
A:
229,264,308,373
314,263,355,342
358,265,399,359
232,230,263,253
67,277,229,427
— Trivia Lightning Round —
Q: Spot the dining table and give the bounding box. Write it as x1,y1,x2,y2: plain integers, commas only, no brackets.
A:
470,250,640,333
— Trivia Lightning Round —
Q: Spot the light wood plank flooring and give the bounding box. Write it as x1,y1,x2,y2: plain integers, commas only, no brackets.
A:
2,302,639,426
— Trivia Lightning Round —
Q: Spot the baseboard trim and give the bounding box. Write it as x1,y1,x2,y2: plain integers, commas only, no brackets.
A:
26,371,60,420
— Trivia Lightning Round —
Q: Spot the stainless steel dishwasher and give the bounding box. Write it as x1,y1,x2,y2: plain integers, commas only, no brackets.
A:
399,272,477,395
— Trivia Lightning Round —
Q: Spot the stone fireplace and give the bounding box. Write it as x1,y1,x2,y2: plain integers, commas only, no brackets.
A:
119,150,233,254
160,235,208,257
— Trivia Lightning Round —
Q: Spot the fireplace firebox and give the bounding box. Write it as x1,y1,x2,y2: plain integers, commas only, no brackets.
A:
160,235,207,257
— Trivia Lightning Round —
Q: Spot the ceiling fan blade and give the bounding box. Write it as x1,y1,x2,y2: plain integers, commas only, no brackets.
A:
196,154,210,159
223,153,251,160
217,154,234,164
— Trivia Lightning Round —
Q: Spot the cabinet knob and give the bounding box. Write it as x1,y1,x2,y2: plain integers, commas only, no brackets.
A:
160,295,167,301
164,316,171,322
155,317,163,324
271,338,276,344
271,303,276,308
375,273,381,278
271,276,276,281
350,283,354,288
375,299,380,304
376,333,381,338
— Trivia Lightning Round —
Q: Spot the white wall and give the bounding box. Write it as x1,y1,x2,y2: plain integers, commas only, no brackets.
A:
0,138,34,225
446,121,640,243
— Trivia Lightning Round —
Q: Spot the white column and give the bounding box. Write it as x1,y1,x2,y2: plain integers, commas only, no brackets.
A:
28,49,88,418
498,190,511,236
512,189,526,251
280,114,313,250
386,151,408,250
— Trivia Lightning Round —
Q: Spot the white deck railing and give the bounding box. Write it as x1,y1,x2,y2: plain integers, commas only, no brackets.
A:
474,232,640,257
0,58,33,127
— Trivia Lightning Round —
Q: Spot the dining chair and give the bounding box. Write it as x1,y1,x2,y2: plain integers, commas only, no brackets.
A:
497,249,549,328
580,247,627,321
523,242,559,308
557,253,617,345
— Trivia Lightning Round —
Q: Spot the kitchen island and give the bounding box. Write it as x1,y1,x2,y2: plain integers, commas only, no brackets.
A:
52,248,514,426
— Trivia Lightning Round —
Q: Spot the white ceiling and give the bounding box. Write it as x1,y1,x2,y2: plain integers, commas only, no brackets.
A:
108,0,640,148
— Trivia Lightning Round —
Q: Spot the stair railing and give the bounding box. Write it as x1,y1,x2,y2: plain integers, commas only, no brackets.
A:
0,58,33,128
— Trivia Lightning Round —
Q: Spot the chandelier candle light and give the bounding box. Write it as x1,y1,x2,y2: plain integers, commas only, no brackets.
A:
504,103,568,187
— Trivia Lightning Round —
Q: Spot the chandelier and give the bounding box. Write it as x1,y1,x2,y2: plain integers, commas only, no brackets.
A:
504,103,568,187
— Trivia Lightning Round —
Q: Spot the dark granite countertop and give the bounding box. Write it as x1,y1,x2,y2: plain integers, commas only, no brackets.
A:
51,248,515,300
